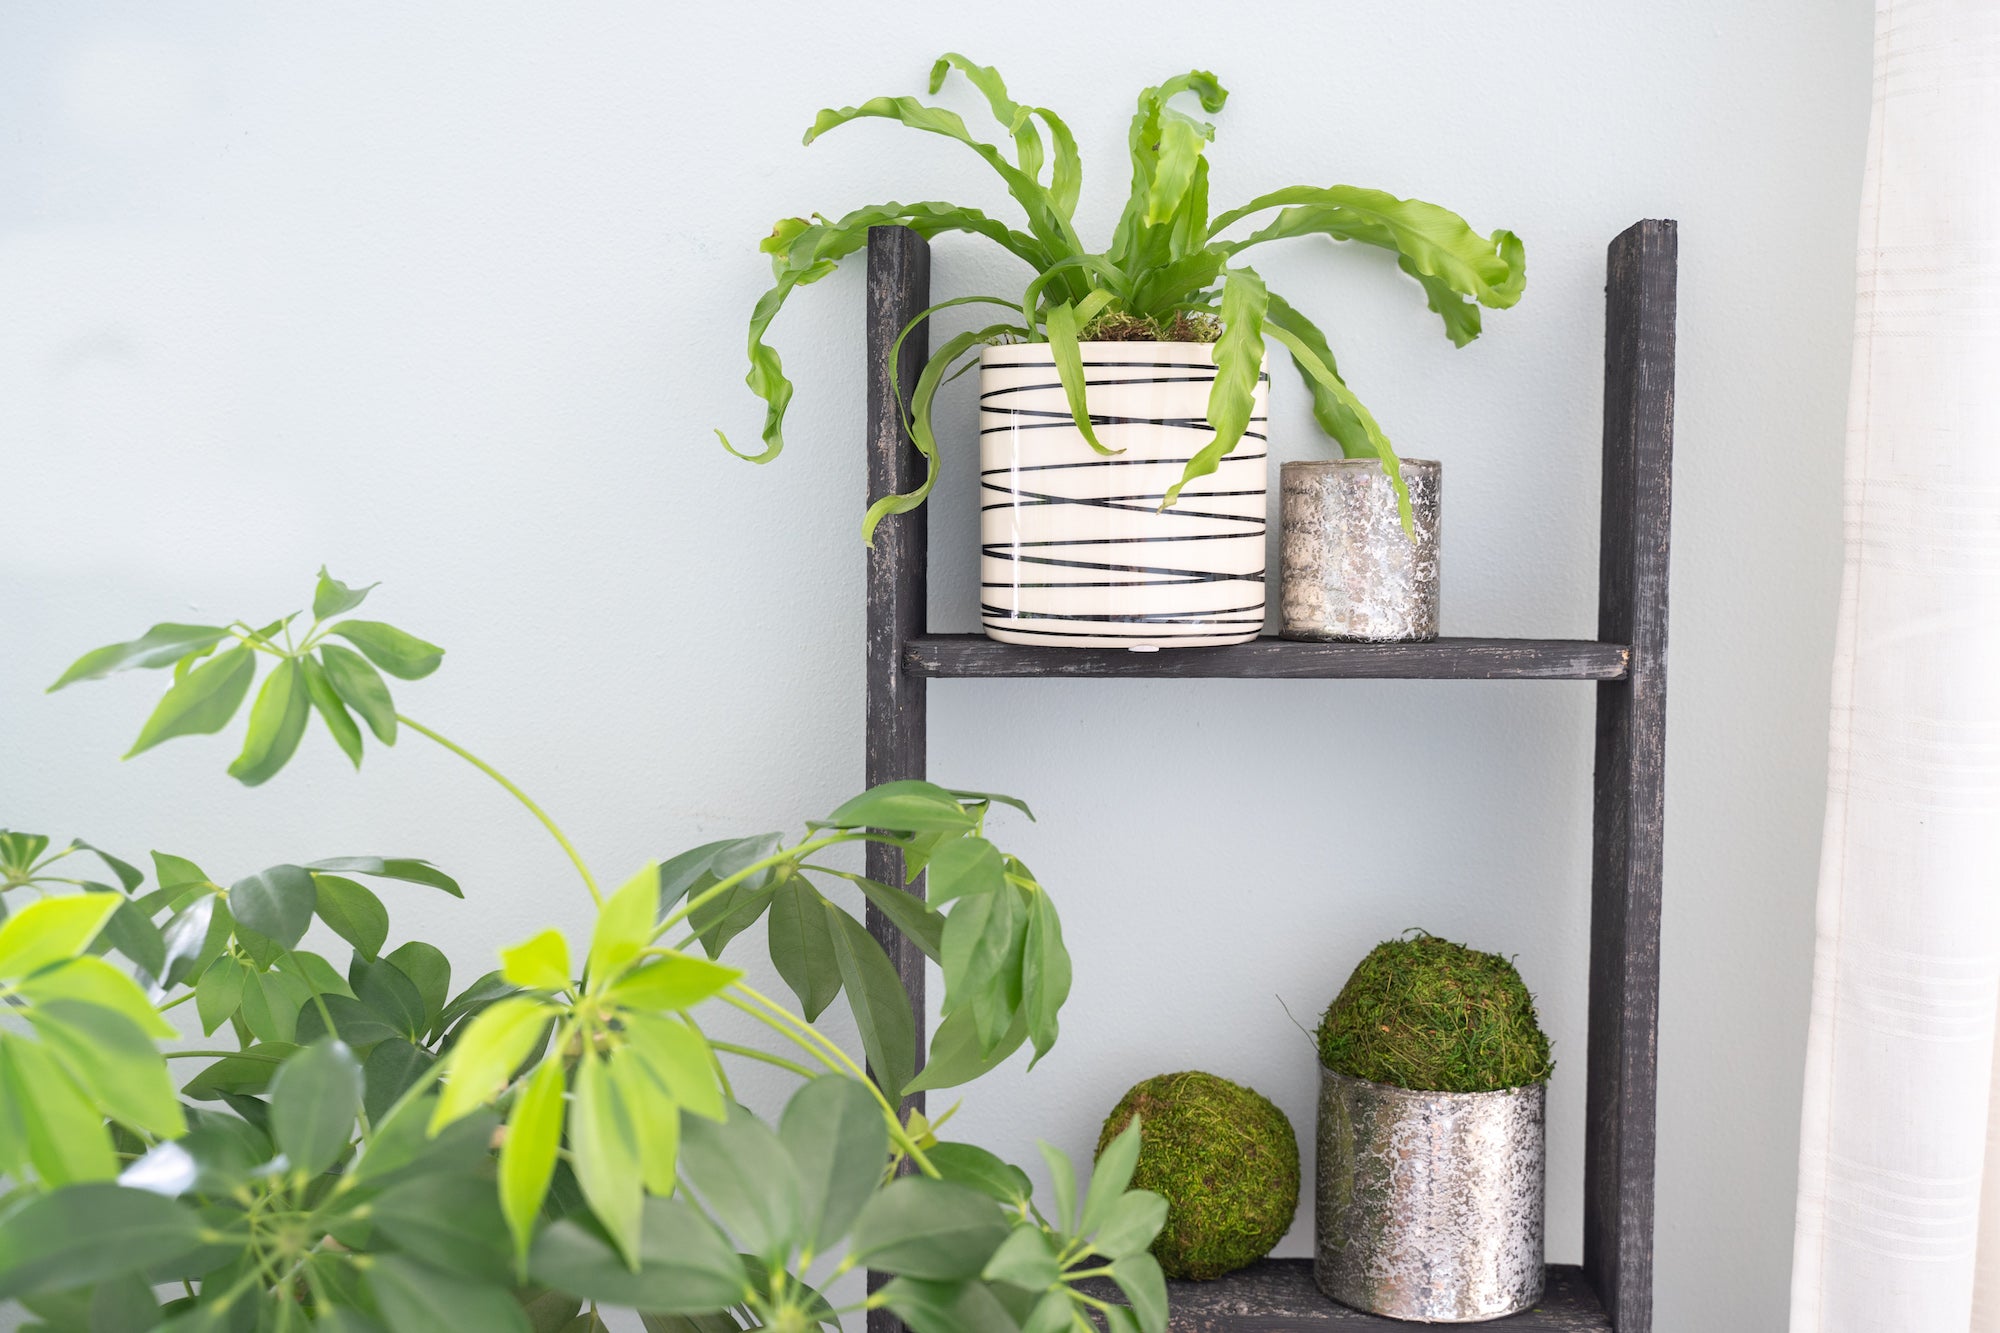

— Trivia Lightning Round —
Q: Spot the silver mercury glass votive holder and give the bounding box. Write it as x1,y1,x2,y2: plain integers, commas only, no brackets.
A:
1315,1066,1546,1323
1280,459,1441,641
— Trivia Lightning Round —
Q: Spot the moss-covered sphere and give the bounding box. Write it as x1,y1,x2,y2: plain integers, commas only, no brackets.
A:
1317,933,1553,1093
1096,1071,1299,1281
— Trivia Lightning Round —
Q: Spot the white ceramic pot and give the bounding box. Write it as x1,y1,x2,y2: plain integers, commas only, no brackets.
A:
977,342,1269,648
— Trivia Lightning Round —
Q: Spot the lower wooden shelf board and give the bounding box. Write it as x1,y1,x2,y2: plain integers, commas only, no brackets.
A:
904,635,1630,681
1076,1259,1609,1332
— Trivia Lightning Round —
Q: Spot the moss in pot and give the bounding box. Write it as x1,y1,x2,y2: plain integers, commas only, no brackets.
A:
1317,932,1552,1092
1312,933,1553,1322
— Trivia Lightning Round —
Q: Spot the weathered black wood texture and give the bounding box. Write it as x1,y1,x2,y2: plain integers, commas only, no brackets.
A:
863,225,932,1098
1076,1260,1609,1333
907,635,1629,681
864,223,932,1328
862,226,931,1333
1582,219,1676,1333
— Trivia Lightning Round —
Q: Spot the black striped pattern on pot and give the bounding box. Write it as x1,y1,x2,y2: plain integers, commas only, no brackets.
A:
977,343,1270,648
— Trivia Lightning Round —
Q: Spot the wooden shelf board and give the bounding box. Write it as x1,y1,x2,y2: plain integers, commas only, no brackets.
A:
1077,1259,1608,1333
905,635,1630,681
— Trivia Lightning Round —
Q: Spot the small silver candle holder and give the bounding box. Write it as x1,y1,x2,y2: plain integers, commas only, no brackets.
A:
1315,1066,1547,1322
1280,460,1441,642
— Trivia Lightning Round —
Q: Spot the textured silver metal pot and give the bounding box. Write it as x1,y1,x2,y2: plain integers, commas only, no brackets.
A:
1280,459,1441,641
1314,1066,1545,1323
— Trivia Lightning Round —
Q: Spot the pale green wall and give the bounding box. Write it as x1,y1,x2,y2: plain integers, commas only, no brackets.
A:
0,4,1869,1327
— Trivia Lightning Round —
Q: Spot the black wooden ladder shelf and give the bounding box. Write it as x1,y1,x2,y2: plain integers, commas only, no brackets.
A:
860,221,1675,1333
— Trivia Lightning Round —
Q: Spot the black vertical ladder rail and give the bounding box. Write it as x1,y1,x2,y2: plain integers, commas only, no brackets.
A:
862,225,932,1333
859,220,1675,1332
1583,218,1676,1333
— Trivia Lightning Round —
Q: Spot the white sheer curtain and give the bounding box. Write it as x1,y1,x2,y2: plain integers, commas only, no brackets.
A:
1790,1,2000,1329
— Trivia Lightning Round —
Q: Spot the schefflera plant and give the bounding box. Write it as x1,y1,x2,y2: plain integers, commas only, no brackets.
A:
0,570,1171,1333
721,54,1526,538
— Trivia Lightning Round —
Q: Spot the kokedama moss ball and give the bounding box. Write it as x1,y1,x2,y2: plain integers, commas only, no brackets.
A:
1096,1071,1299,1281
1318,934,1553,1093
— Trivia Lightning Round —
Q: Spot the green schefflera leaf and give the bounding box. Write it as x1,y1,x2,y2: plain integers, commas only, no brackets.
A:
843,872,946,962
0,1184,206,1300
18,955,175,1039
571,1049,644,1267
1022,888,1072,1064
500,1052,567,1262
850,1176,1010,1281
28,1000,184,1138
982,1224,1060,1288
269,1039,365,1178
500,929,573,994
0,893,121,979
97,898,166,980
70,838,144,891
362,1038,434,1125
0,1033,117,1184
820,781,977,835
369,1252,531,1333
619,1012,724,1123
928,1141,1034,1209
587,863,660,983
767,876,841,1021
351,954,429,1040
676,1102,804,1264
779,1076,889,1255
330,621,445,681
318,642,398,743
307,855,462,898
227,657,312,785
1080,1116,1144,1235
1038,1140,1079,1235
528,1196,746,1314
609,1043,681,1198
301,654,365,768
369,1172,513,1285
0,830,49,878
124,645,257,758
602,953,741,1012
386,940,450,1030
229,864,316,951
312,567,379,621
313,874,390,958
430,997,553,1131
927,836,1005,904
195,957,249,1034
1114,1252,1170,1333
906,1003,1026,1097
47,623,233,692
825,902,916,1101
1092,1188,1170,1261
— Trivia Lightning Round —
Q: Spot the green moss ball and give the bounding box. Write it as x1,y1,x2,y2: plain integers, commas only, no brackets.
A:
1317,934,1553,1093
1096,1071,1299,1281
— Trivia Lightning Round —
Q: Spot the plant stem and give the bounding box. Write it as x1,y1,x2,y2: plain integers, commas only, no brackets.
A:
397,714,601,907
725,982,940,1179
709,1040,818,1080
165,1048,288,1062
719,991,843,1077
654,833,859,939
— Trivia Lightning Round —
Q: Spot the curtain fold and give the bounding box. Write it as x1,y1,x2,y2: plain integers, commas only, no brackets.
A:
1790,2,2000,1329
